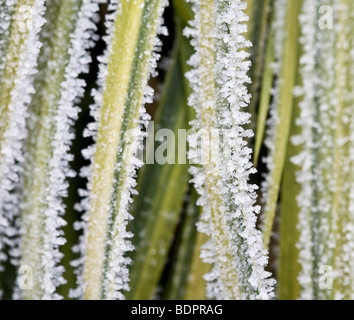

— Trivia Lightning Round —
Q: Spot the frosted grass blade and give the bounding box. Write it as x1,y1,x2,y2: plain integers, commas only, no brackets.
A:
185,0,274,300
82,0,168,300
127,37,190,300
0,0,46,297
261,0,302,249
19,0,101,300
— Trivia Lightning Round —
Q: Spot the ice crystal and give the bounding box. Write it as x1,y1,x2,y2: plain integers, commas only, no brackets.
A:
293,0,354,300
43,0,102,299
290,0,320,300
75,0,168,300
70,0,119,300
185,0,274,300
16,0,102,300
0,0,17,87
102,0,168,300
0,0,46,295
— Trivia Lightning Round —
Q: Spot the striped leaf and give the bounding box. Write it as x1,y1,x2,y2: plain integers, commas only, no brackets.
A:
185,0,274,300
82,0,167,300
126,32,190,300
19,0,100,300
0,0,46,297
261,0,302,249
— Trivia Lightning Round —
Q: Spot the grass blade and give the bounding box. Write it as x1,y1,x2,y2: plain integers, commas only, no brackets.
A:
161,187,200,300
19,0,100,299
253,33,274,166
0,0,46,296
185,0,274,299
83,0,167,300
126,35,190,300
261,0,302,249
278,79,301,300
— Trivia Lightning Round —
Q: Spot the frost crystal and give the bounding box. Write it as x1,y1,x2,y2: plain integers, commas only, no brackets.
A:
44,0,102,300
293,0,354,300
0,0,17,86
77,0,168,300
0,0,45,295
101,0,168,300
185,0,275,300
291,0,322,300
16,0,102,300
70,0,118,300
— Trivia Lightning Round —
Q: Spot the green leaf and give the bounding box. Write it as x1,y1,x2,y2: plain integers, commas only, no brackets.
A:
253,32,274,166
126,37,190,300
19,0,98,299
83,0,167,300
160,187,200,300
186,0,275,300
262,0,302,250
0,0,46,298
183,228,210,300
278,79,301,301
246,0,272,125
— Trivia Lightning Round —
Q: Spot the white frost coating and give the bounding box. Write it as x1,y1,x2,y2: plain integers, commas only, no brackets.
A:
102,130,140,300
37,0,102,300
0,1,18,296
0,0,45,292
310,0,336,300
75,0,168,299
102,0,168,300
76,0,120,211
0,0,17,87
13,0,102,301
331,0,353,300
292,0,354,300
71,0,117,300
185,0,274,300
290,0,319,300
